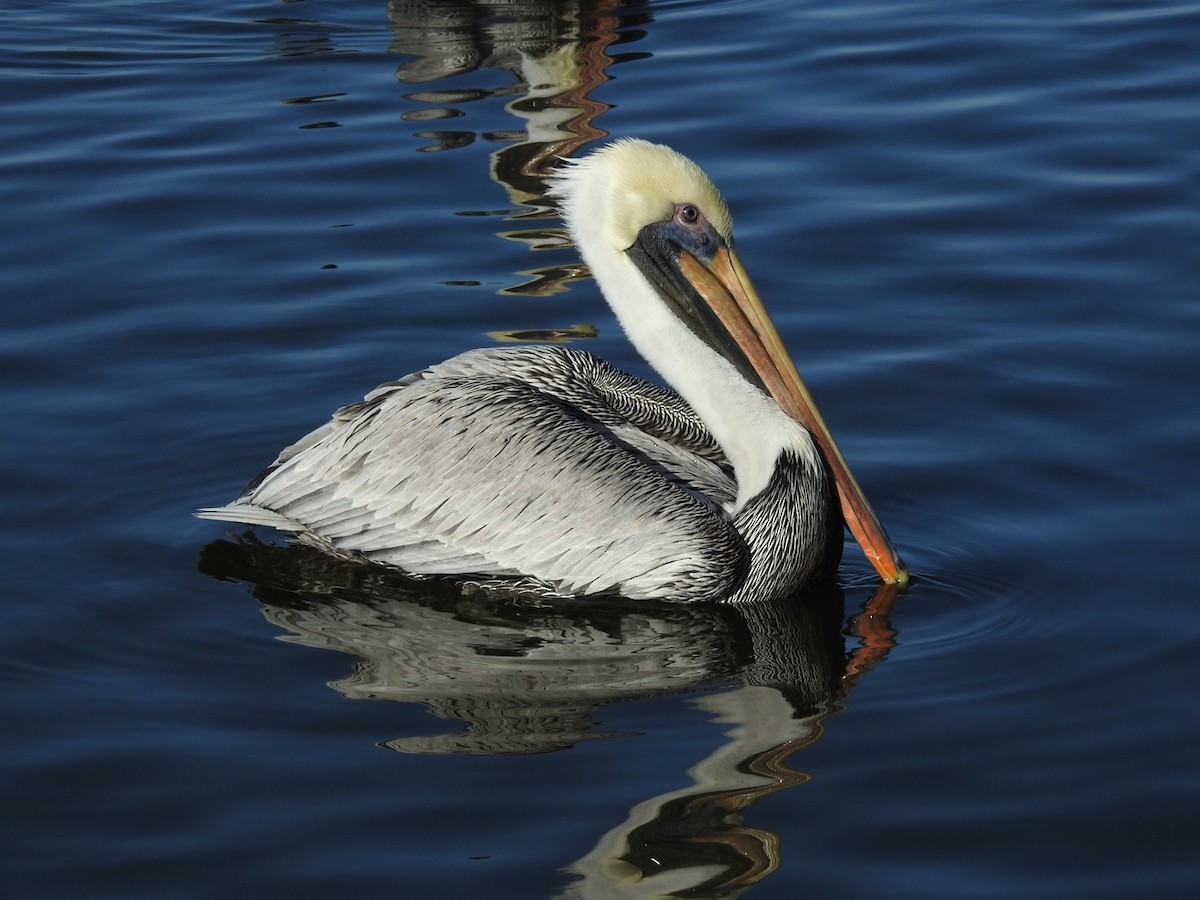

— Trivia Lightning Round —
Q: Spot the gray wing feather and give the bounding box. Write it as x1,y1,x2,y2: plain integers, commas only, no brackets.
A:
198,347,744,601
415,346,735,505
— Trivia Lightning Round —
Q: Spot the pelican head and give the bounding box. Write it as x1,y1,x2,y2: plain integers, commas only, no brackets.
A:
552,139,907,585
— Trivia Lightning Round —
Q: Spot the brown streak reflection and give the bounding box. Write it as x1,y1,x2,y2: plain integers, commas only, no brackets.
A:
549,0,618,160
843,582,902,688
577,585,901,898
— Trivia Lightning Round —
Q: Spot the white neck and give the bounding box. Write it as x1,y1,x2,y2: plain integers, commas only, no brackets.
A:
554,142,820,511
586,240,816,511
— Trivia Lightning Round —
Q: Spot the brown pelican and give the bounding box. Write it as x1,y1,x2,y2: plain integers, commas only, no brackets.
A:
197,139,906,602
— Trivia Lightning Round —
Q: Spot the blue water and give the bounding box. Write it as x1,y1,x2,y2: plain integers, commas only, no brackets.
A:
3,0,1199,897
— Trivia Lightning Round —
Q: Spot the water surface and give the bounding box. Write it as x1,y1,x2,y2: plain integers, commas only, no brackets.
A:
3,1,1199,897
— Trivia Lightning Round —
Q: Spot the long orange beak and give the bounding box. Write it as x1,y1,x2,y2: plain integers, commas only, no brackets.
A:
680,247,909,585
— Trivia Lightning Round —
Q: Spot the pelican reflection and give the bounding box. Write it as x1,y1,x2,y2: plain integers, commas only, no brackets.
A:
199,537,898,896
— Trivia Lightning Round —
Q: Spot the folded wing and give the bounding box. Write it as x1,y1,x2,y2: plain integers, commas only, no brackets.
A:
198,347,746,601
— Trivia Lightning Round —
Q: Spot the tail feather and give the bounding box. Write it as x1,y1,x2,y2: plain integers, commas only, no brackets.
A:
194,503,301,533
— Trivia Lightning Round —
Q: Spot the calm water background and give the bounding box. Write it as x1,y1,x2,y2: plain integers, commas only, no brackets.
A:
3,0,1198,897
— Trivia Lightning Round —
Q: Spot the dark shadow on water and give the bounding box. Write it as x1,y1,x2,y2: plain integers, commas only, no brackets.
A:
198,534,899,897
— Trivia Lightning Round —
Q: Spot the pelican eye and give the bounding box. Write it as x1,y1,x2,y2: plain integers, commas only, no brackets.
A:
676,203,700,226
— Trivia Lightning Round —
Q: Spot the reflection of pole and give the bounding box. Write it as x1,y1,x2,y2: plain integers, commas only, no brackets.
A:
493,0,620,196
486,3,624,297
553,0,619,160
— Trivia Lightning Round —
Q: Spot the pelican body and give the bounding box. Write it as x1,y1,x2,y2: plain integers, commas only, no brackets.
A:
198,140,905,602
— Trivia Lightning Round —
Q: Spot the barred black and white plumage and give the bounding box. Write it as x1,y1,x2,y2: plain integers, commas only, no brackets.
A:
197,139,906,601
